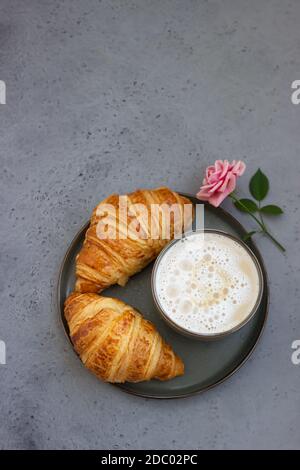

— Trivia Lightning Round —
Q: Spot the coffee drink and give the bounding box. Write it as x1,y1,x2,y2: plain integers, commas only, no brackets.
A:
154,231,262,336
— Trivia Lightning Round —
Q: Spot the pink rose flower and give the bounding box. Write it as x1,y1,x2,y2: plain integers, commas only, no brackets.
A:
196,160,246,207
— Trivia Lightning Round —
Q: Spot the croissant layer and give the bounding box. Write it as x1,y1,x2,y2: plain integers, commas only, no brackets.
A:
64,293,184,383
75,187,193,293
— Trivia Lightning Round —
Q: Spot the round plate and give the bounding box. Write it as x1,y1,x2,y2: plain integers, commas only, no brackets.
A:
58,195,269,399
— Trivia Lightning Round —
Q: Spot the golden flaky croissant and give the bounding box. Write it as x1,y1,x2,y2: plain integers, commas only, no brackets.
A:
75,187,193,293
64,293,184,383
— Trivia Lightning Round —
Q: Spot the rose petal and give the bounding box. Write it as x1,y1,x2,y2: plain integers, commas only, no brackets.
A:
232,160,246,176
196,189,210,201
208,179,224,193
197,159,245,207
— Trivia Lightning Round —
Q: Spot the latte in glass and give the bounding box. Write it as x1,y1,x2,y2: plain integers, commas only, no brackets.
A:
152,230,263,338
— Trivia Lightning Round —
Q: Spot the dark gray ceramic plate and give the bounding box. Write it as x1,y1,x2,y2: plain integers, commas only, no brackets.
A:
58,195,269,399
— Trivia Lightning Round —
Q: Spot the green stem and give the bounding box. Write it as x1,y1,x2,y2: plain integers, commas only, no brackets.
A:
264,231,286,252
258,201,266,230
230,193,265,230
229,193,286,252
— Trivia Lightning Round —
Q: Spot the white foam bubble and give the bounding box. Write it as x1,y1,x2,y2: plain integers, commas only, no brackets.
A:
155,232,261,335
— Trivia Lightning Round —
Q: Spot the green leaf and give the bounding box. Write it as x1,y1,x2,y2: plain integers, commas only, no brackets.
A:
249,169,269,201
234,198,258,213
260,204,284,215
243,231,257,241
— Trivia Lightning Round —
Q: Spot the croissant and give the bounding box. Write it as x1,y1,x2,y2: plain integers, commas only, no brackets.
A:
64,292,184,383
75,187,193,293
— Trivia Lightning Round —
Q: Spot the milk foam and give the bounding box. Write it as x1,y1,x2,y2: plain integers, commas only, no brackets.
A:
155,232,261,335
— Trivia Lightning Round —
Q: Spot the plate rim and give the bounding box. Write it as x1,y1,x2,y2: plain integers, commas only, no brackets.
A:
57,194,270,399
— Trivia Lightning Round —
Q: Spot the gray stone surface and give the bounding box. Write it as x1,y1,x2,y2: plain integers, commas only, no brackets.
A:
0,0,299,450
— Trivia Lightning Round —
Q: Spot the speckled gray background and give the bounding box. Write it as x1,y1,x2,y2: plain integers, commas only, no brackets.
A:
0,0,299,450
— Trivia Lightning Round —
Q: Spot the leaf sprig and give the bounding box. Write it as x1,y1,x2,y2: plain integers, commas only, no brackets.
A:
230,169,285,252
